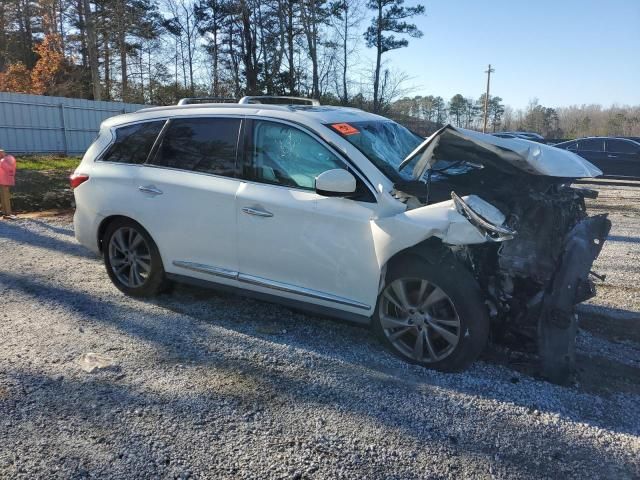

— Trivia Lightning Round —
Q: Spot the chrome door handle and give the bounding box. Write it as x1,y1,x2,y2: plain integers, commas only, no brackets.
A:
607,154,618,158
138,185,163,195
242,206,273,218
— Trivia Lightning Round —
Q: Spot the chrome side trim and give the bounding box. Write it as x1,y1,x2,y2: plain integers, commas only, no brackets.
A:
172,261,238,280
172,261,371,310
237,273,371,310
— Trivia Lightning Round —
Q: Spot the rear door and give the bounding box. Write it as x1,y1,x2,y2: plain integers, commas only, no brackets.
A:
604,139,640,178
235,118,380,314
133,116,243,282
576,138,606,172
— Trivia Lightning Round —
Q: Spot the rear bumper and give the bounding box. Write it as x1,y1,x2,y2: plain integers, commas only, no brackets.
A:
73,200,103,255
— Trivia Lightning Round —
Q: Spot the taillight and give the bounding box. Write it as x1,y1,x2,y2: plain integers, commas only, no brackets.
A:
70,173,89,189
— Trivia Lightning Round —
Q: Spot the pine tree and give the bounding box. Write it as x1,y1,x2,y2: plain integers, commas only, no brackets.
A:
364,0,424,112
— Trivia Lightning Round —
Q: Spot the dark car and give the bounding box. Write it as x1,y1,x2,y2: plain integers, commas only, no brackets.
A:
554,137,640,178
493,131,546,143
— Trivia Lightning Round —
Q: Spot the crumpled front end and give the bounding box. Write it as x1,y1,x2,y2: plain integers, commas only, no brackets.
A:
453,186,611,383
391,125,611,383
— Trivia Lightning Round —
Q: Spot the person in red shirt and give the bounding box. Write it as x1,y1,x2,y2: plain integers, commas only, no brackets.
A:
0,148,17,220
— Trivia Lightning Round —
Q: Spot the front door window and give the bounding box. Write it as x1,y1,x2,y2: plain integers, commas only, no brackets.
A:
246,120,345,190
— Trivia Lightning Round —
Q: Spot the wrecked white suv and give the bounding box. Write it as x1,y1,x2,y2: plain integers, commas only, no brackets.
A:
71,97,610,380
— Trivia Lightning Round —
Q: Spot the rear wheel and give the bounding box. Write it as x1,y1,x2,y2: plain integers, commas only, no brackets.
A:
373,254,489,372
103,219,166,297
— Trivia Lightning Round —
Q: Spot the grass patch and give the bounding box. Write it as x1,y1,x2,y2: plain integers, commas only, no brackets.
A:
6,155,81,212
16,155,82,171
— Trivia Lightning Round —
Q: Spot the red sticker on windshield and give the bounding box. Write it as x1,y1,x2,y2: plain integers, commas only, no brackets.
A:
331,123,360,136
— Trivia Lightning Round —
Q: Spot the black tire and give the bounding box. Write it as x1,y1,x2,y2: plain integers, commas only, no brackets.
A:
103,218,166,297
373,252,489,372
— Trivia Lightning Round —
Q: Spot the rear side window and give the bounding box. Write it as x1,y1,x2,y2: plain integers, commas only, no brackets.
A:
101,121,165,164
578,139,604,152
606,139,640,154
150,117,241,177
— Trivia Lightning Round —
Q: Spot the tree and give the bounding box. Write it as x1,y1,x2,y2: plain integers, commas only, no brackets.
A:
195,0,227,96
81,0,101,99
31,33,66,94
477,93,504,132
433,95,446,124
518,99,562,138
300,0,331,99
364,0,424,113
448,94,465,127
163,0,199,95
330,0,363,103
0,62,33,92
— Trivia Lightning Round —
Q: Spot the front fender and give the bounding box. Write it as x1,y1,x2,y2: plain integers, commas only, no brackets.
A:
372,195,507,268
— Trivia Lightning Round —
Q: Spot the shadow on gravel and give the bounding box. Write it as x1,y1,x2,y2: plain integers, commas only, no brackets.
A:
0,271,213,364
28,219,76,237
607,234,640,244
0,221,91,259
2,268,639,455
2,358,638,478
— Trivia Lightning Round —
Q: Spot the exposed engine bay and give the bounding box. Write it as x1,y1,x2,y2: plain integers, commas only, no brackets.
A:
393,125,611,383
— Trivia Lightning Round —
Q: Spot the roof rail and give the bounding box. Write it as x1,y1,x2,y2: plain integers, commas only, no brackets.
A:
177,97,237,105
238,96,320,106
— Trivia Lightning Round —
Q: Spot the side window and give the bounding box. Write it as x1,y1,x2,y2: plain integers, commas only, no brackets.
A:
564,141,578,151
578,138,604,152
151,117,241,177
247,120,345,190
606,139,640,154
101,121,164,164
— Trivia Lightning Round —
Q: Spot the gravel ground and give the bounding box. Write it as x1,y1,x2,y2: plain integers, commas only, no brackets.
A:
1,184,639,479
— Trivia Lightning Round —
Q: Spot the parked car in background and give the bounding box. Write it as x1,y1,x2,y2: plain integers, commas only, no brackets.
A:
554,137,640,178
492,131,546,142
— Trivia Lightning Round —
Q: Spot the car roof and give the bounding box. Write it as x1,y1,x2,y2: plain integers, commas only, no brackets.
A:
555,137,640,146
101,103,389,129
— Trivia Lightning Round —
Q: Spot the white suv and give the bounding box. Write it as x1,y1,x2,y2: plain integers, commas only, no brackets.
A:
72,96,609,376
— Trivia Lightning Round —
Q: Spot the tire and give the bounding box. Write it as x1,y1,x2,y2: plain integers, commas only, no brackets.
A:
103,218,166,297
373,252,489,372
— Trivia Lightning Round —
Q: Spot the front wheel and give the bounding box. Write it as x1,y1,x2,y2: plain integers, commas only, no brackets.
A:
373,253,489,372
103,218,166,297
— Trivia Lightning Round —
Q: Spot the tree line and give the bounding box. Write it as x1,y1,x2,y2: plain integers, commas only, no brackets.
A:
392,93,505,132
1,0,638,138
0,0,425,112
393,96,640,138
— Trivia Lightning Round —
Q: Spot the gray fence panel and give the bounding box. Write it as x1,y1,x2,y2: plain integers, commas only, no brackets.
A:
0,92,149,155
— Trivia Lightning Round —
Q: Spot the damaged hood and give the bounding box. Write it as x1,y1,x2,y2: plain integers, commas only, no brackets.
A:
399,125,602,179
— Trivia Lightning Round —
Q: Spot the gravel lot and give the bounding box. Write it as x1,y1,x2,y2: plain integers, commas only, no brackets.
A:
1,183,639,479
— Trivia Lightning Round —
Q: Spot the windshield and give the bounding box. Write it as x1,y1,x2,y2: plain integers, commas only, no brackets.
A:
326,120,423,181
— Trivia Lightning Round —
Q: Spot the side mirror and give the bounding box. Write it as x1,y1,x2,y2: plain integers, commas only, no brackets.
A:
315,169,356,197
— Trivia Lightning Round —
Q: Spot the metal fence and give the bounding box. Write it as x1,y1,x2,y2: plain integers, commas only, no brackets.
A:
0,92,149,155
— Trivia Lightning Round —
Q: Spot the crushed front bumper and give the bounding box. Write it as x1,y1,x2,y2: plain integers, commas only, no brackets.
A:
537,214,611,383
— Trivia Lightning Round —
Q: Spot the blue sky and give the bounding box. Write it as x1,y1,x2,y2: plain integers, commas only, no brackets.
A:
373,0,640,109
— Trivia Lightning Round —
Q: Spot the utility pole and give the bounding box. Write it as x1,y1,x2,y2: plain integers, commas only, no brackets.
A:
482,64,495,133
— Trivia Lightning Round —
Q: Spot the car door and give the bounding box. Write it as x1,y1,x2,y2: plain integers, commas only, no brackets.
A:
604,139,640,178
576,138,606,173
235,118,380,315
133,116,243,283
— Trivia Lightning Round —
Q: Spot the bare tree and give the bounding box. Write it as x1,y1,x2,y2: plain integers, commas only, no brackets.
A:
81,0,101,99
330,0,363,103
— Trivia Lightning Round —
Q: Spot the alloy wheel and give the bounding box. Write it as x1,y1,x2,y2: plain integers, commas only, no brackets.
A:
108,227,152,288
380,278,461,363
